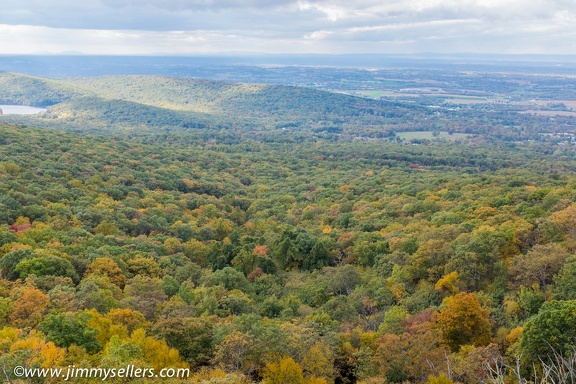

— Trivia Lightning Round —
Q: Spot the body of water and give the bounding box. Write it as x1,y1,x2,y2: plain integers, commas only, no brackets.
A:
0,105,47,115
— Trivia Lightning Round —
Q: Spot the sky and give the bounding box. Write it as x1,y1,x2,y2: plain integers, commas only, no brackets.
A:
0,0,575,55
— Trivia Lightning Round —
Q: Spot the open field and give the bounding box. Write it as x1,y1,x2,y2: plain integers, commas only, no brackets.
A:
512,99,576,109
396,131,476,141
349,90,502,104
441,96,498,104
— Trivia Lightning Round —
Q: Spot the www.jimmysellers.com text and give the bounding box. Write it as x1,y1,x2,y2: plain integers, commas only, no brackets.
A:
12,365,190,381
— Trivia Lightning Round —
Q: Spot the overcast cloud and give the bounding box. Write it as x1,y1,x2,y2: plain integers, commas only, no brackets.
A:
0,0,575,54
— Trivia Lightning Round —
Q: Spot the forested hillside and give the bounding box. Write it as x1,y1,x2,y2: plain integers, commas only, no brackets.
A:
2,112,576,383
0,73,430,137
0,72,85,106
3,71,575,144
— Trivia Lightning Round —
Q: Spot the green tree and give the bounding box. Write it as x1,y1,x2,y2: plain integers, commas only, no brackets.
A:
353,234,389,267
552,256,576,300
520,300,576,362
153,317,215,368
15,255,79,282
378,306,409,335
203,267,252,293
77,274,121,313
39,312,102,353
0,249,33,280
302,237,334,271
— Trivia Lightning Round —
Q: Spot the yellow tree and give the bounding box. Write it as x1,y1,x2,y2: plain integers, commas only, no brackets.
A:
262,356,305,384
127,257,162,278
301,341,335,380
106,308,148,334
549,203,576,238
130,328,187,371
435,272,460,296
426,373,454,384
10,330,66,368
86,309,128,345
84,257,127,288
0,327,20,352
164,237,183,254
435,292,492,352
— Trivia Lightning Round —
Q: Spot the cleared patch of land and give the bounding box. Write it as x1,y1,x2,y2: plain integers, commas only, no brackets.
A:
396,131,476,141
441,96,497,104
349,90,502,105
512,99,576,109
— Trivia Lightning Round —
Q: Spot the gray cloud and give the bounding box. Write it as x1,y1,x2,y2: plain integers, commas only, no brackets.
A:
0,0,574,54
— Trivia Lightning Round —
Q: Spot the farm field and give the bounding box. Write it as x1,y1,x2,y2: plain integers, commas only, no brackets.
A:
396,131,477,141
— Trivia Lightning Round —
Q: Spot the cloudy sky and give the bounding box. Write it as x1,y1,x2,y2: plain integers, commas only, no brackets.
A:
0,0,575,55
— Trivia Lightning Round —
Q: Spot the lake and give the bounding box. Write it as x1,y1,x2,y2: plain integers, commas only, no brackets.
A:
0,105,47,115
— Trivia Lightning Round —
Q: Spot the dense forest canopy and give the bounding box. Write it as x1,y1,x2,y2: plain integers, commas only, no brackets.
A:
1,67,576,383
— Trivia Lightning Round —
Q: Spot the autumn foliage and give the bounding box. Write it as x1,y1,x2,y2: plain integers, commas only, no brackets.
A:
1,106,576,384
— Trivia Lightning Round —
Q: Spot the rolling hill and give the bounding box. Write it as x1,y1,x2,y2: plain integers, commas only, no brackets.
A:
0,72,428,136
